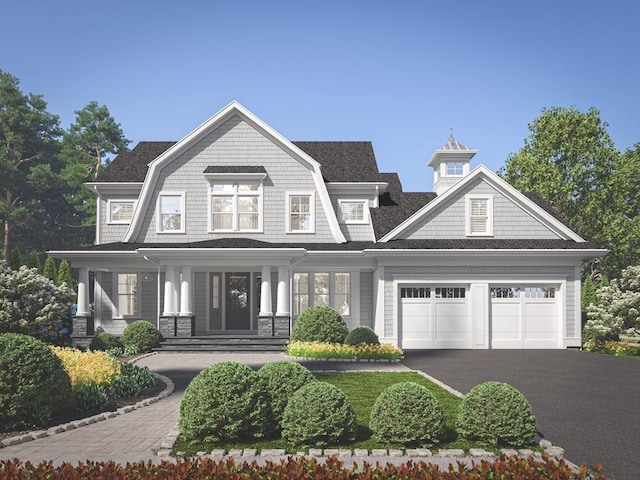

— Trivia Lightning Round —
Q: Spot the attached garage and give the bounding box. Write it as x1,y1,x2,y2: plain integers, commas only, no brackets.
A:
490,286,559,348
400,286,471,349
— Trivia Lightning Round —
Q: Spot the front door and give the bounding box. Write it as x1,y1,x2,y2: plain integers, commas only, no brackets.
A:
226,272,251,330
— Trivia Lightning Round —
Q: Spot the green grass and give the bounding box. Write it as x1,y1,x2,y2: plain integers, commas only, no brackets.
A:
173,371,484,455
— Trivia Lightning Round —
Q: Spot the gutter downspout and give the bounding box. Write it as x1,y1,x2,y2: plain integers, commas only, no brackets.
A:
143,255,161,330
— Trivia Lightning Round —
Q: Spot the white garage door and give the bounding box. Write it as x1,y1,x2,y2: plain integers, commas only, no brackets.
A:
490,287,559,349
400,286,470,349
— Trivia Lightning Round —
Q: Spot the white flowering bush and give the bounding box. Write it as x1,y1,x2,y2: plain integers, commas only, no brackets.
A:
584,265,640,348
0,261,74,345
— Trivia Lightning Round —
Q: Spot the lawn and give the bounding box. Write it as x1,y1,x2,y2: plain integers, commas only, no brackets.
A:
174,371,480,455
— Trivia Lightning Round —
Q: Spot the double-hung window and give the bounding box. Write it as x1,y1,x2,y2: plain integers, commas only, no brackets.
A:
158,193,185,233
116,273,138,317
211,182,261,232
287,192,314,233
466,195,493,236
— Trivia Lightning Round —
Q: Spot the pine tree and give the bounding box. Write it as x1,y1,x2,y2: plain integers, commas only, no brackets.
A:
581,275,597,311
43,256,57,282
600,274,610,288
27,251,42,272
9,246,22,270
57,259,73,288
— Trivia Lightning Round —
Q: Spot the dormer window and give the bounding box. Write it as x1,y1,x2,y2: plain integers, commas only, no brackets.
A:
210,182,262,232
339,200,368,224
447,162,464,176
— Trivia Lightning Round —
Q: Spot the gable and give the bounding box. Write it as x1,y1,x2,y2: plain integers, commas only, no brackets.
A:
380,166,585,242
402,177,563,240
123,102,346,244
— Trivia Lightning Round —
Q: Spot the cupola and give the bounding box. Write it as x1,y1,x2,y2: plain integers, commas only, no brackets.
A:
427,132,478,195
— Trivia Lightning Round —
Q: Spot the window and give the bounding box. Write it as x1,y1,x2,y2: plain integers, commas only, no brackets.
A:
491,287,521,298
447,162,464,176
158,193,185,233
287,192,314,233
116,273,137,316
210,183,261,232
525,287,555,299
108,200,135,224
400,287,431,298
435,287,465,298
292,272,350,316
339,200,367,224
466,195,493,236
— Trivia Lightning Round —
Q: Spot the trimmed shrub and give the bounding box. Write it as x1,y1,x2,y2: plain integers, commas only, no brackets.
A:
121,320,162,353
456,381,536,447
290,305,349,344
257,361,317,427
344,326,380,346
281,381,356,447
287,341,403,360
369,382,445,446
51,346,120,389
120,362,156,389
0,333,72,431
74,383,108,412
111,375,139,399
90,332,124,351
179,361,270,441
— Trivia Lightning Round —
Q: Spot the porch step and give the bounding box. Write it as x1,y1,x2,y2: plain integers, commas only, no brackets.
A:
153,336,289,353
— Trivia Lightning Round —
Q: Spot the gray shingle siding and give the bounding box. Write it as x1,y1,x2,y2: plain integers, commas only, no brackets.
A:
403,179,563,240
135,115,336,244
99,194,137,244
359,271,374,329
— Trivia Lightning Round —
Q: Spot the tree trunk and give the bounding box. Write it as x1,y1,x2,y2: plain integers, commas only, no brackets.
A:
3,217,9,261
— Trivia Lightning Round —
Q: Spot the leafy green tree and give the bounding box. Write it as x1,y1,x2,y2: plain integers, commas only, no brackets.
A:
57,259,73,288
60,101,129,241
0,71,63,259
9,246,22,270
600,274,610,288
27,251,41,272
43,256,57,282
499,107,638,277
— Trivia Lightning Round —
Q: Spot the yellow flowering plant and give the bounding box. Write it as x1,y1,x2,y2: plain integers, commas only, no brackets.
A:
287,341,403,360
51,346,121,389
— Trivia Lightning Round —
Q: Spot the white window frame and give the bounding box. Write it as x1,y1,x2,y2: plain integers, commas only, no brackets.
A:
338,199,369,224
286,192,315,233
446,162,464,176
292,271,351,317
465,194,493,236
208,181,263,233
157,192,185,234
107,199,136,224
113,273,138,318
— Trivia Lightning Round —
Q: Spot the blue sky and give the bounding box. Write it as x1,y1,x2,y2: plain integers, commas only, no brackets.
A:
1,0,638,192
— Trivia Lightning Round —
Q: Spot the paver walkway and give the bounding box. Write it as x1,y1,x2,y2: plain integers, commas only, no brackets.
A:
0,353,412,465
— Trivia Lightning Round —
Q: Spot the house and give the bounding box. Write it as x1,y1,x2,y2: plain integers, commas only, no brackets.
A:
50,101,606,349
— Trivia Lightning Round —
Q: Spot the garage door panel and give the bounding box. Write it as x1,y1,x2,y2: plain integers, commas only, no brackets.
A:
401,301,433,348
524,302,556,346
434,301,469,343
491,302,521,342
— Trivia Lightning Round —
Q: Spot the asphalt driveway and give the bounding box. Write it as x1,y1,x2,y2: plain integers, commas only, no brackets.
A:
402,349,640,480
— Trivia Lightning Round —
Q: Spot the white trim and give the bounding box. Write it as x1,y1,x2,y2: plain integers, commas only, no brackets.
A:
107,199,137,225
156,191,186,234
326,182,388,195
286,191,315,233
380,165,586,242
123,101,346,243
465,194,493,236
338,199,369,224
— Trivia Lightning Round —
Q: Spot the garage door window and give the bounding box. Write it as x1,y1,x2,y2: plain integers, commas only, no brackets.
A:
491,287,521,298
491,287,555,299
400,287,431,298
525,287,555,298
435,287,465,298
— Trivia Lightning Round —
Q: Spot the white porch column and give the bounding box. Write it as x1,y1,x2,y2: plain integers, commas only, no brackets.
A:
276,265,290,317
179,266,192,316
163,266,176,315
260,266,272,316
76,267,90,316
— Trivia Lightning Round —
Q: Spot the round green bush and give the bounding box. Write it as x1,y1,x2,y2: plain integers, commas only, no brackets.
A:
290,306,349,344
0,333,73,431
344,326,380,346
257,361,317,427
90,332,123,351
369,382,445,447
456,381,537,447
281,381,356,447
74,383,108,412
179,361,270,441
121,320,162,353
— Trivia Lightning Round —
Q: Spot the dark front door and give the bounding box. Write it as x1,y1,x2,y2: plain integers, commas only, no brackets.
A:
226,272,251,330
